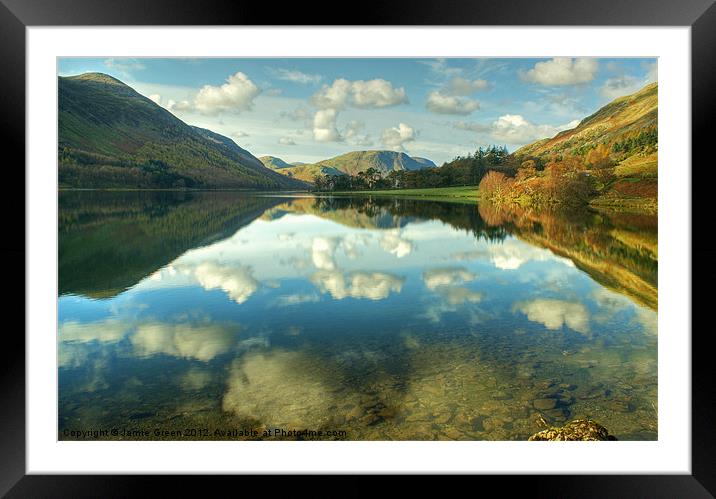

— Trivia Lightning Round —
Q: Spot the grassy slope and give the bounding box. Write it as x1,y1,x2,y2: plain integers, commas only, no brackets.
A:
330,185,480,203
259,156,292,169
515,83,657,162
274,164,344,183
515,82,658,212
59,73,306,190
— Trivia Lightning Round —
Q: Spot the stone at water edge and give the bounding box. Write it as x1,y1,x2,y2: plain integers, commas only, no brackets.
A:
528,419,617,441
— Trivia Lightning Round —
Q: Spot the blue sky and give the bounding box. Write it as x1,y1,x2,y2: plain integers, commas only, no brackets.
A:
58,57,657,164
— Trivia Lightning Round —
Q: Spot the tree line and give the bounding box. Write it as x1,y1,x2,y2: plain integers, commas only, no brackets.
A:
312,146,517,192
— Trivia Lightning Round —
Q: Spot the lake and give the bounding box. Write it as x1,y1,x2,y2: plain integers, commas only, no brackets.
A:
58,191,657,440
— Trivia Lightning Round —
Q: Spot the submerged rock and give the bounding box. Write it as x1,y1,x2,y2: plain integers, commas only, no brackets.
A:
533,398,557,410
528,419,617,441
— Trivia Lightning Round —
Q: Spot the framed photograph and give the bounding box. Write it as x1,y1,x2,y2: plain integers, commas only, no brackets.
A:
5,0,713,493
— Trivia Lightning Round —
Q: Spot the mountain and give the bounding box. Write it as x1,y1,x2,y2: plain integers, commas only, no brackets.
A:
58,73,306,190
515,82,657,178
264,150,436,183
314,150,436,176
270,164,344,182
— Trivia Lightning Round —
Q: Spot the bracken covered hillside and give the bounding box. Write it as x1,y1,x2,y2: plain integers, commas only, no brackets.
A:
479,83,658,213
59,73,306,190
515,82,657,179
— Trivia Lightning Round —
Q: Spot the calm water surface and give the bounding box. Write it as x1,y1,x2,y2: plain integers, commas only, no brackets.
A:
58,191,657,440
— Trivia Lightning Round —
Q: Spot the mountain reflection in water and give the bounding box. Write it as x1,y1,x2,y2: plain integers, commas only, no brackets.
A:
58,191,657,440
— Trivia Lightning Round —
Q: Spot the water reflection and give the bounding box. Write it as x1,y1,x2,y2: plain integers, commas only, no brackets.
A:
59,192,657,440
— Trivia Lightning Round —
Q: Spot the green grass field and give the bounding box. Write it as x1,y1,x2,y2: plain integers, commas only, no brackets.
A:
329,185,480,203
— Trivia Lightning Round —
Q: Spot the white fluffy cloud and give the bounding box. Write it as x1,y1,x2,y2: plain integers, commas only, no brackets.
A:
426,91,480,115
193,71,262,115
311,237,339,270
58,315,242,365
521,58,598,86
488,239,553,270
312,108,342,142
309,79,407,142
184,262,259,304
488,114,576,145
59,318,129,344
350,79,409,108
311,78,407,110
514,298,590,334
310,78,352,109
147,93,162,105
308,236,404,301
311,270,404,301
131,322,237,361
421,268,483,322
380,123,416,150
379,230,413,258
422,267,476,290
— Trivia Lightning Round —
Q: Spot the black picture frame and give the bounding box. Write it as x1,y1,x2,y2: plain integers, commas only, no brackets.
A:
3,0,713,495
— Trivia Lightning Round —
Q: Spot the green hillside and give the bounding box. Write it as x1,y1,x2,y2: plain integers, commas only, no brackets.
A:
58,73,306,190
515,82,657,179
274,164,344,182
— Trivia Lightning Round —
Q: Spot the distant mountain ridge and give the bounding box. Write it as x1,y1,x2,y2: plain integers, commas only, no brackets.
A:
58,72,306,190
259,156,293,170
315,150,436,176
261,150,436,183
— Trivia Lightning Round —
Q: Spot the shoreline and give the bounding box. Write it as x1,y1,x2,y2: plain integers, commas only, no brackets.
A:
59,186,657,214
322,185,481,204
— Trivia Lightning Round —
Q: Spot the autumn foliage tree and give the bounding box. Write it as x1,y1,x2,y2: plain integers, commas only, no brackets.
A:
478,171,513,201
543,158,595,205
